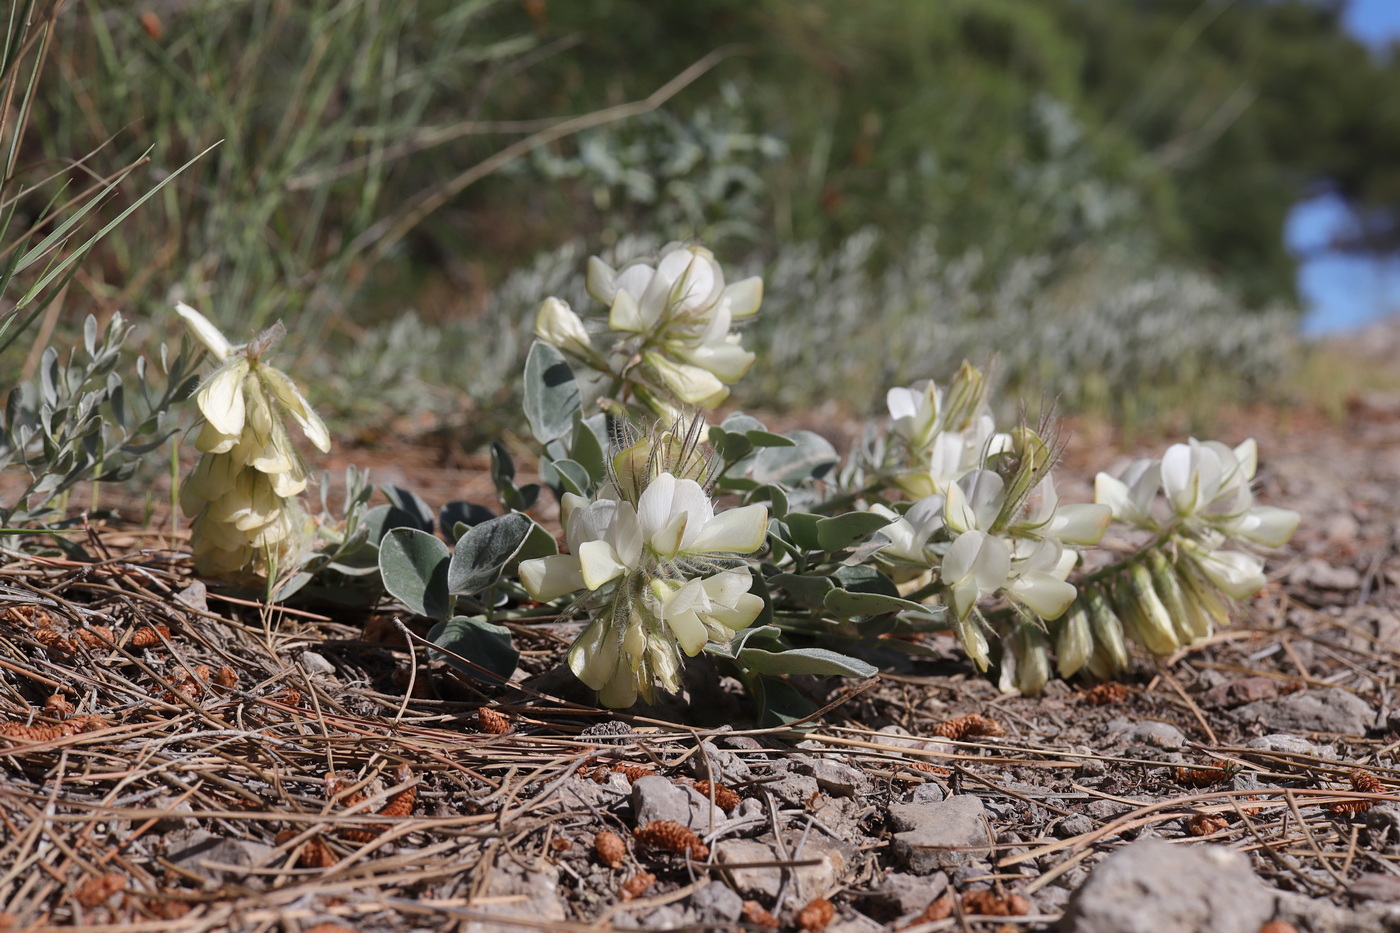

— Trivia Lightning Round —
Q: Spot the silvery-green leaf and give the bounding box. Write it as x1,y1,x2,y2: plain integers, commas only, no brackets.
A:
439,501,497,544
379,527,452,619
751,430,837,486
823,588,928,619
380,486,434,532
447,513,532,596
739,645,879,678
816,511,892,552
768,572,835,609
523,341,580,444
428,616,518,685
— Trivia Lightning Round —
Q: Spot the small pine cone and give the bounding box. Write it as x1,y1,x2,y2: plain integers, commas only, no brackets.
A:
0,721,65,742
741,900,780,929
2,605,50,626
378,764,416,818
43,694,73,717
325,774,367,809
33,628,76,657
129,625,171,648
612,762,655,782
74,873,125,908
143,899,192,920
77,625,114,649
1175,765,1234,787
632,820,709,859
1187,813,1230,836
550,837,573,853
911,895,955,924
594,831,627,868
619,870,656,901
281,688,303,708
1329,799,1374,817
303,924,358,933
902,760,952,776
1083,682,1130,705
795,896,835,932
62,714,107,735
693,780,741,811
213,666,239,691
961,888,1030,916
1351,769,1384,794
476,708,511,734
932,713,1005,740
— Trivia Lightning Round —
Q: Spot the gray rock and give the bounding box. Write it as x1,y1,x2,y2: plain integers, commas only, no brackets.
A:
1059,838,1272,933
632,775,715,830
1125,720,1187,750
688,741,753,784
1351,873,1400,902
1288,558,1361,590
793,757,873,797
168,830,276,888
909,782,945,805
762,771,822,809
784,835,854,902
1274,888,1400,933
1053,814,1096,838
876,725,956,757
691,880,745,922
1235,688,1376,735
463,861,566,933
1245,733,1338,759
175,580,208,613
714,839,782,899
889,794,989,874
298,651,336,675
856,871,948,922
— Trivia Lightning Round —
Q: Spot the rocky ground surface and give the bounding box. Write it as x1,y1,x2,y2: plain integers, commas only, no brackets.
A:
1,380,1399,933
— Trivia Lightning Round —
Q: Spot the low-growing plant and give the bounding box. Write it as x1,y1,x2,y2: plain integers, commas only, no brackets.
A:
176,243,1299,721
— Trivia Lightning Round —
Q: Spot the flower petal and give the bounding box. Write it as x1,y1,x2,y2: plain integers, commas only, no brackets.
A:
578,540,627,590
196,359,249,435
722,276,763,318
685,504,768,555
175,302,233,361
519,554,584,602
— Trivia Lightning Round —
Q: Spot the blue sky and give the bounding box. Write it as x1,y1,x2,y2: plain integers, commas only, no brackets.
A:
1290,0,1400,335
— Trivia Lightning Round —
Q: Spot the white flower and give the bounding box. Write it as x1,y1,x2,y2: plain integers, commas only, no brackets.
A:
871,495,946,564
887,381,942,451
1094,458,1162,527
1019,479,1111,545
1188,545,1267,600
175,302,234,362
1160,438,1254,517
534,297,595,360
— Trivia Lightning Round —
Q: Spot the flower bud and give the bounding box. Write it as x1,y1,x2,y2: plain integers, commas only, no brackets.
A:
1085,587,1130,675
1055,602,1094,678
1118,562,1180,657
941,361,988,433
534,297,595,360
1002,622,1050,695
1147,549,1207,645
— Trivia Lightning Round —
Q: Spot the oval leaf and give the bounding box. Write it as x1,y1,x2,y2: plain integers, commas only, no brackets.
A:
738,645,879,678
815,511,893,552
823,588,929,620
379,527,452,619
427,616,519,685
523,341,580,443
447,513,532,596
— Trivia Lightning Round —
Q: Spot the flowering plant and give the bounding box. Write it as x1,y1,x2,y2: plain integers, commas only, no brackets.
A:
178,242,1299,720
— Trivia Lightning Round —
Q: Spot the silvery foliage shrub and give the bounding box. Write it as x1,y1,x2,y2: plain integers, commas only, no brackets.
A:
0,316,197,526
342,244,1298,723
749,229,1298,415
513,82,786,244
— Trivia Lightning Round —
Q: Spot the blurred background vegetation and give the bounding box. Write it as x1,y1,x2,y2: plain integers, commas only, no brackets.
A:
11,0,1400,448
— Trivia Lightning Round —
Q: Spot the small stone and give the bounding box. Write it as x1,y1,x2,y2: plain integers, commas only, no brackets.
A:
1060,838,1272,933
299,651,336,675
1053,814,1096,838
762,771,821,809
632,776,713,829
909,782,945,805
168,831,276,888
856,871,948,922
1198,676,1281,709
1235,688,1376,735
689,741,753,783
889,794,989,873
463,862,566,932
175,580,208,613
793,757,872,797
1350,873,1400,902
715,839,782,899
691,881,745,922
1124,721,1187,750
1245,734,1337,758
1288,559,1361,591
828,914,886,933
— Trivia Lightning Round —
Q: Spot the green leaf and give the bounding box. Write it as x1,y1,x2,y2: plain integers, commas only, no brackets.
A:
721,412,769,435
447,513,532,596
380,486,434,532
542,458,591,498
511,519,560,568
427,616,519,685
738,645,880,678
832,564,901,596
745,484,788,519
751,431,838,486
768,571,835,609
815,511,893,552
752,675,817,729
823,588,929,619
569,413,609,483
438,501,497,544
523,341,580,443
784,512,823,551
378,527,452,620
745,429,796,448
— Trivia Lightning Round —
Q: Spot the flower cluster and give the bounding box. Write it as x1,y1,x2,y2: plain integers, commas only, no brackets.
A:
518,419,767,706
176,304,330,580
533,243,763,419
1052,437,1301,679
